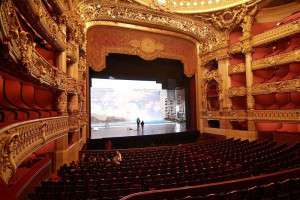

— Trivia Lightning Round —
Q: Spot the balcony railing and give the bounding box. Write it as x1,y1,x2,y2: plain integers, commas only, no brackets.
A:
0,116,68,184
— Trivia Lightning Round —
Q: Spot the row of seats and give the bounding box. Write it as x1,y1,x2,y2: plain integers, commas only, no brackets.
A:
172,177,300,200
0,72,58,128
28,139,300,200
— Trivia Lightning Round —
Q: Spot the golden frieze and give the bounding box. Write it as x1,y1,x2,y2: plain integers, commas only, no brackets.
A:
132,0,253,14
229,63,246,74
228,86,247,97
252,79,300,95
78,1,218,52
252,49,300,70
252,20,300,47
248,110,300,121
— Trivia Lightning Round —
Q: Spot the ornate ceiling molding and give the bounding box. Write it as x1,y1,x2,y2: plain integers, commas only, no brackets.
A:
193,0,261,31
77,0,218,52
133,0,253,14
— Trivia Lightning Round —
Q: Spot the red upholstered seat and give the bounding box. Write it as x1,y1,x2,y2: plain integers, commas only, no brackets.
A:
252,47,273,60
255,121,282,132
231,96,247,110
282,35,300,53
230,74,246,87
278,11,300,25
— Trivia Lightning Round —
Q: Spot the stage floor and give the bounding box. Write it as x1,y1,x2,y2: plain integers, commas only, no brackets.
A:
91,121,186,139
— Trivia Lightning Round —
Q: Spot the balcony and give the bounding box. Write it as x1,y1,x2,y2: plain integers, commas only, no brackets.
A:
0,116,68,184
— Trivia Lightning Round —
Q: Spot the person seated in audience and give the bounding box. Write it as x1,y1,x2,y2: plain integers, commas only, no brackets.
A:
112,150,123,165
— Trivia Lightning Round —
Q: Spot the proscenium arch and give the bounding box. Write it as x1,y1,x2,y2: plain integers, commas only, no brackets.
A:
85,21,200,77
77,0,219,52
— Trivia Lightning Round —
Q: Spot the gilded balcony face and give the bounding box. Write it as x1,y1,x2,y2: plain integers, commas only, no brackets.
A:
0,117,69,184
14,0,66,51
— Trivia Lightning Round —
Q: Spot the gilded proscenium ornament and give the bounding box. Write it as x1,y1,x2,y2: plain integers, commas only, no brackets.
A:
14,0,66,51
77,0,218,52
129,38,164,60
252,79,300,95
0,117,69,184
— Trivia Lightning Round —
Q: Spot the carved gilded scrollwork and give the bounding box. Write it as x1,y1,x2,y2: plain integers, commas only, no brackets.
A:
0,117,69,184
248,110,300,121
229,63,246,74
129,38,164,60
14,0,66,51
78,1,218,52
252,20,300,47
194,0,261,31
67,41,78,64
228,86,247,97
252,79,300,95
205,70,218,81
252,49,300,70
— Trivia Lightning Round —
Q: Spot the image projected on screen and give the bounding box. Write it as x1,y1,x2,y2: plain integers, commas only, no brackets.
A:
91,78,186,139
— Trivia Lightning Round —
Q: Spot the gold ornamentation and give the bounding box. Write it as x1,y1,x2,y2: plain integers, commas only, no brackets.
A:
67,41,78,64
252,20,300,47
132,0,253,14
229,63,246,74
228,86,247,97
248,110,300,121
0,117,69,184
78,1,218,52
14,0,66,51
194,0,261,31
252,49,300,70
252,79,300,95
129,38,164,60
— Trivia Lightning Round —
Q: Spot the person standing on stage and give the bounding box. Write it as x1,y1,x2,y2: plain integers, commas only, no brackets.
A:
136,117,141,128
141,121,144,130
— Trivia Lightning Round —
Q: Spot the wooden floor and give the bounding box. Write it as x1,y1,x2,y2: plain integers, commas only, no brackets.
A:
91,122,186,139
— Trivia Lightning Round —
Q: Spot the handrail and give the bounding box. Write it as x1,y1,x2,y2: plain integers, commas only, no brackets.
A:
120,167,300,200
0,116,69,184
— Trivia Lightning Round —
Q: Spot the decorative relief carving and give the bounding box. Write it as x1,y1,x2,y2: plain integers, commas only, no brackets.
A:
205,70,218,81
228,86,247,97
248,110,300,121
229,43,242,54
229,63,246,74
252,79,300,95
129,38,164,60
0,117,69,184
202,110,300,122
57,91,68,114
252,49,300,70
14,0,66,51
194,0,260,31
67,41,78,64
78,1,218,52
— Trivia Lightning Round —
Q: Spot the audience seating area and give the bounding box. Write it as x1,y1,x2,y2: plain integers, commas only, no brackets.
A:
28,139,300,200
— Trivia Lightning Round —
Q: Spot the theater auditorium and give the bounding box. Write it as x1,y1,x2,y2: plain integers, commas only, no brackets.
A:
1,0,300,199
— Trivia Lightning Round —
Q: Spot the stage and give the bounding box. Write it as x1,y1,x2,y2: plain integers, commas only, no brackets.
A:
91,121,186,139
